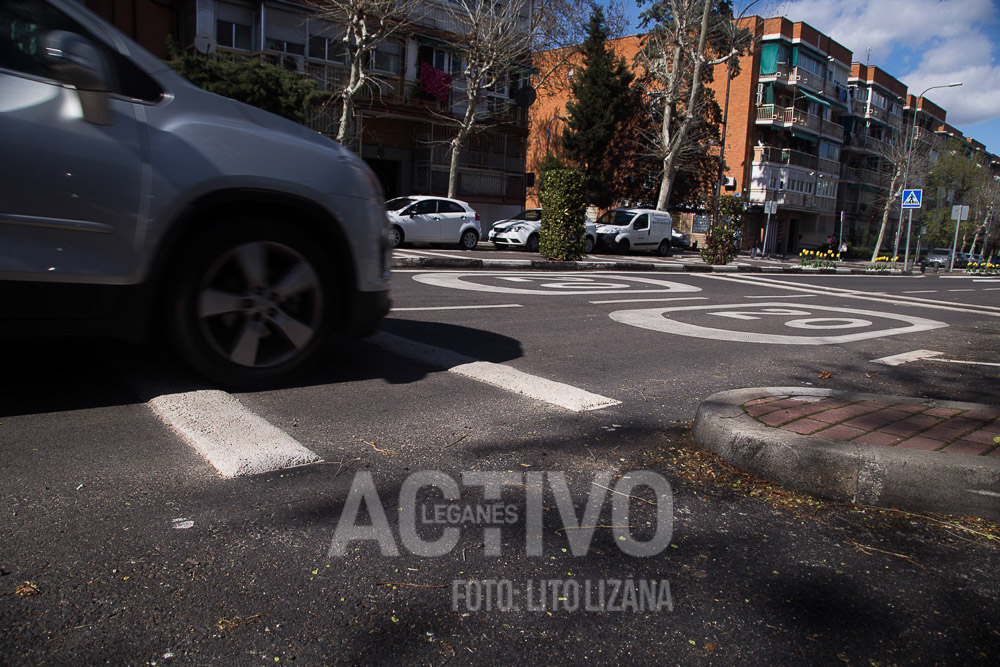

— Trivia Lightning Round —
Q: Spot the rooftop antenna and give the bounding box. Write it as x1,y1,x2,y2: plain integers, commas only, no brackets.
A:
866,47,871,66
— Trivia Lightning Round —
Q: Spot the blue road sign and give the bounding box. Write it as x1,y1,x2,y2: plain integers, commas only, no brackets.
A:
902,189,922,209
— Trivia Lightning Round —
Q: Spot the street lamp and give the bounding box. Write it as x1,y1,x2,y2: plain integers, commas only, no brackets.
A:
897,81,962,268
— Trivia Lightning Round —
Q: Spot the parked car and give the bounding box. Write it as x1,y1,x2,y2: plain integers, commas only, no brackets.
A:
488,209,597,253
924,248,954,269
0,0,391,388
386,196,481,250
594,209,673,256
671,228,692,250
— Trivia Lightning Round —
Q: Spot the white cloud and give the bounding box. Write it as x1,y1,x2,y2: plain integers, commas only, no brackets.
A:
776,0,1000,128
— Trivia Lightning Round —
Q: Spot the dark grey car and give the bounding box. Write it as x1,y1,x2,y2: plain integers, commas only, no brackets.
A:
0,0,391,387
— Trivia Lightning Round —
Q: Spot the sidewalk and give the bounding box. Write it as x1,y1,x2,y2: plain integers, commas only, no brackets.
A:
391,250,936,274
693,388,1000,519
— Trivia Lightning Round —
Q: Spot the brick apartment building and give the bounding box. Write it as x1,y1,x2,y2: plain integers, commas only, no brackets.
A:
528,16,1000,255
85,0,531,224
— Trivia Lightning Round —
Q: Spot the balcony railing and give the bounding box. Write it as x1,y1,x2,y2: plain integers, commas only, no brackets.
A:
843,166,884,183
756,104,822,133
790,67,824,92
749,189,838,212
817,156,840,173
753,145,817,170
864,103,887,123
821,118,844,141
844,134,888,154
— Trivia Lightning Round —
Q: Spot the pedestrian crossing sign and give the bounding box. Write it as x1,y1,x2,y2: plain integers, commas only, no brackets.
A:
902,189,922,209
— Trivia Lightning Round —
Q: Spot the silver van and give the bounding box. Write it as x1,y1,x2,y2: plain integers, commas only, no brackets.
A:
0,0,391,387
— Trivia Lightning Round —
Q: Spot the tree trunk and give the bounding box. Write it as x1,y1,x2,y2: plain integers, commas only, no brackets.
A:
654,0,712,211
447,94,479,199
871,169,904,261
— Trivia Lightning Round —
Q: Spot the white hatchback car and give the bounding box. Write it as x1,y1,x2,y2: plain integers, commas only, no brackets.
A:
489,209,597,253
386,196,481,250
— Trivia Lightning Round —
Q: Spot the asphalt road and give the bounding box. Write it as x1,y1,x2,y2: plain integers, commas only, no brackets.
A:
2,264,999,664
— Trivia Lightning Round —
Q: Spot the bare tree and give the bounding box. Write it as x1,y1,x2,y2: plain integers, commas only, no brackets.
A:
435,0,533,198
636,0,746,211
306,0,419,147
869,137,928,261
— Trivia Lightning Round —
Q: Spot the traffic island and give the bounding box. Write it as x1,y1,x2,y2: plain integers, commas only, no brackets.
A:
692,387,1000,519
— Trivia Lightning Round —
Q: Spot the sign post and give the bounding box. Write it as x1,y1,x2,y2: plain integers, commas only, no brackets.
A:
901,189,922,269
949,204,970,271
762,200,778,258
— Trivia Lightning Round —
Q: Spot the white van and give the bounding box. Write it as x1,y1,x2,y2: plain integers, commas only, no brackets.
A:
594,209,673,256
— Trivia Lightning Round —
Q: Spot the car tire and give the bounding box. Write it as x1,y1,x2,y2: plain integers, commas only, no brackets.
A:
656,240,671,257
388,226,404,248
618,239,630,254
459,229,479,250
526,233,540,253
584,236,595,254
167,216,336,389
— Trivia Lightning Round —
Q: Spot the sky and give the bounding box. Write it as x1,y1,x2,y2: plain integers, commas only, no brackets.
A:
618,0,1000,156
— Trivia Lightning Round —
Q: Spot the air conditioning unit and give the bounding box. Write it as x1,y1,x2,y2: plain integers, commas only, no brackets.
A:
723,176,737,188
756,83,763,106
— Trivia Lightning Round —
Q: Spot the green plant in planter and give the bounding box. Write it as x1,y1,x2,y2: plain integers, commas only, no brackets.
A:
700,195,744,265
539,169,587,261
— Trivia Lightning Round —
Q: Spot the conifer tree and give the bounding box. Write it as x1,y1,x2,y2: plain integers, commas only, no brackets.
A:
562,5,634,207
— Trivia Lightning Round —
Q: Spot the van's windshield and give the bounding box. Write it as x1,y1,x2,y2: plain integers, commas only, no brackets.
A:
596,210,634,226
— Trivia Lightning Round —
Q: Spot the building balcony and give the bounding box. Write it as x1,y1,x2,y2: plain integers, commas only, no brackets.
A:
749,188,838,213
790,67,824,93
756,103,820,133
753,145,817,170
843,134,888,154
842,166,884,183
756,105,844,142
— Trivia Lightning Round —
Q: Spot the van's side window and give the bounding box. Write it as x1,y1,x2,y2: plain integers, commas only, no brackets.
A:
633,214,649,230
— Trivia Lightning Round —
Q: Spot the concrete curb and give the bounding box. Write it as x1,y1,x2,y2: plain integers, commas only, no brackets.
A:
392,256,914,275
692,387,1000,519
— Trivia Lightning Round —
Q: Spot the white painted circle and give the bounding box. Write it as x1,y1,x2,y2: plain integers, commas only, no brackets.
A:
784,318,872,330
412,272,701,296
609,302,947,345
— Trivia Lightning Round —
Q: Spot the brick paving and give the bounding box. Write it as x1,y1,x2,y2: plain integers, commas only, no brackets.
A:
744,395,1000,457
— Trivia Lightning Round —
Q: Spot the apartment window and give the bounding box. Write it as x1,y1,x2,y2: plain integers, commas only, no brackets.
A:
372,40,401,74
217,20,252,50
309,34,346,63
432,49,462,77
796,51,825,78
819,141,840,162
266,38,305,55
870,89,886,109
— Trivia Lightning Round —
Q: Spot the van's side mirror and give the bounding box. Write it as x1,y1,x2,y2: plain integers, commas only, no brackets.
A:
43,30,112,125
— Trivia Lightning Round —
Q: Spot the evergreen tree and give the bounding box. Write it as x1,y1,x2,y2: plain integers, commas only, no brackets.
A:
167,42,320,124
561,4,634,207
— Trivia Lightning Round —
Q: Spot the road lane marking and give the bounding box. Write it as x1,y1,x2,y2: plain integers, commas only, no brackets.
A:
948,289,975,292
701,274,1000,317
934,359,1000,367
745,294,815,299
392,304,523,312
412,272,701,296
903,290,937,294
148,390,321,477
872,350,943,366
610,302,947,345
588,297,709,304
872,350,1000,368
368,332,620,412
